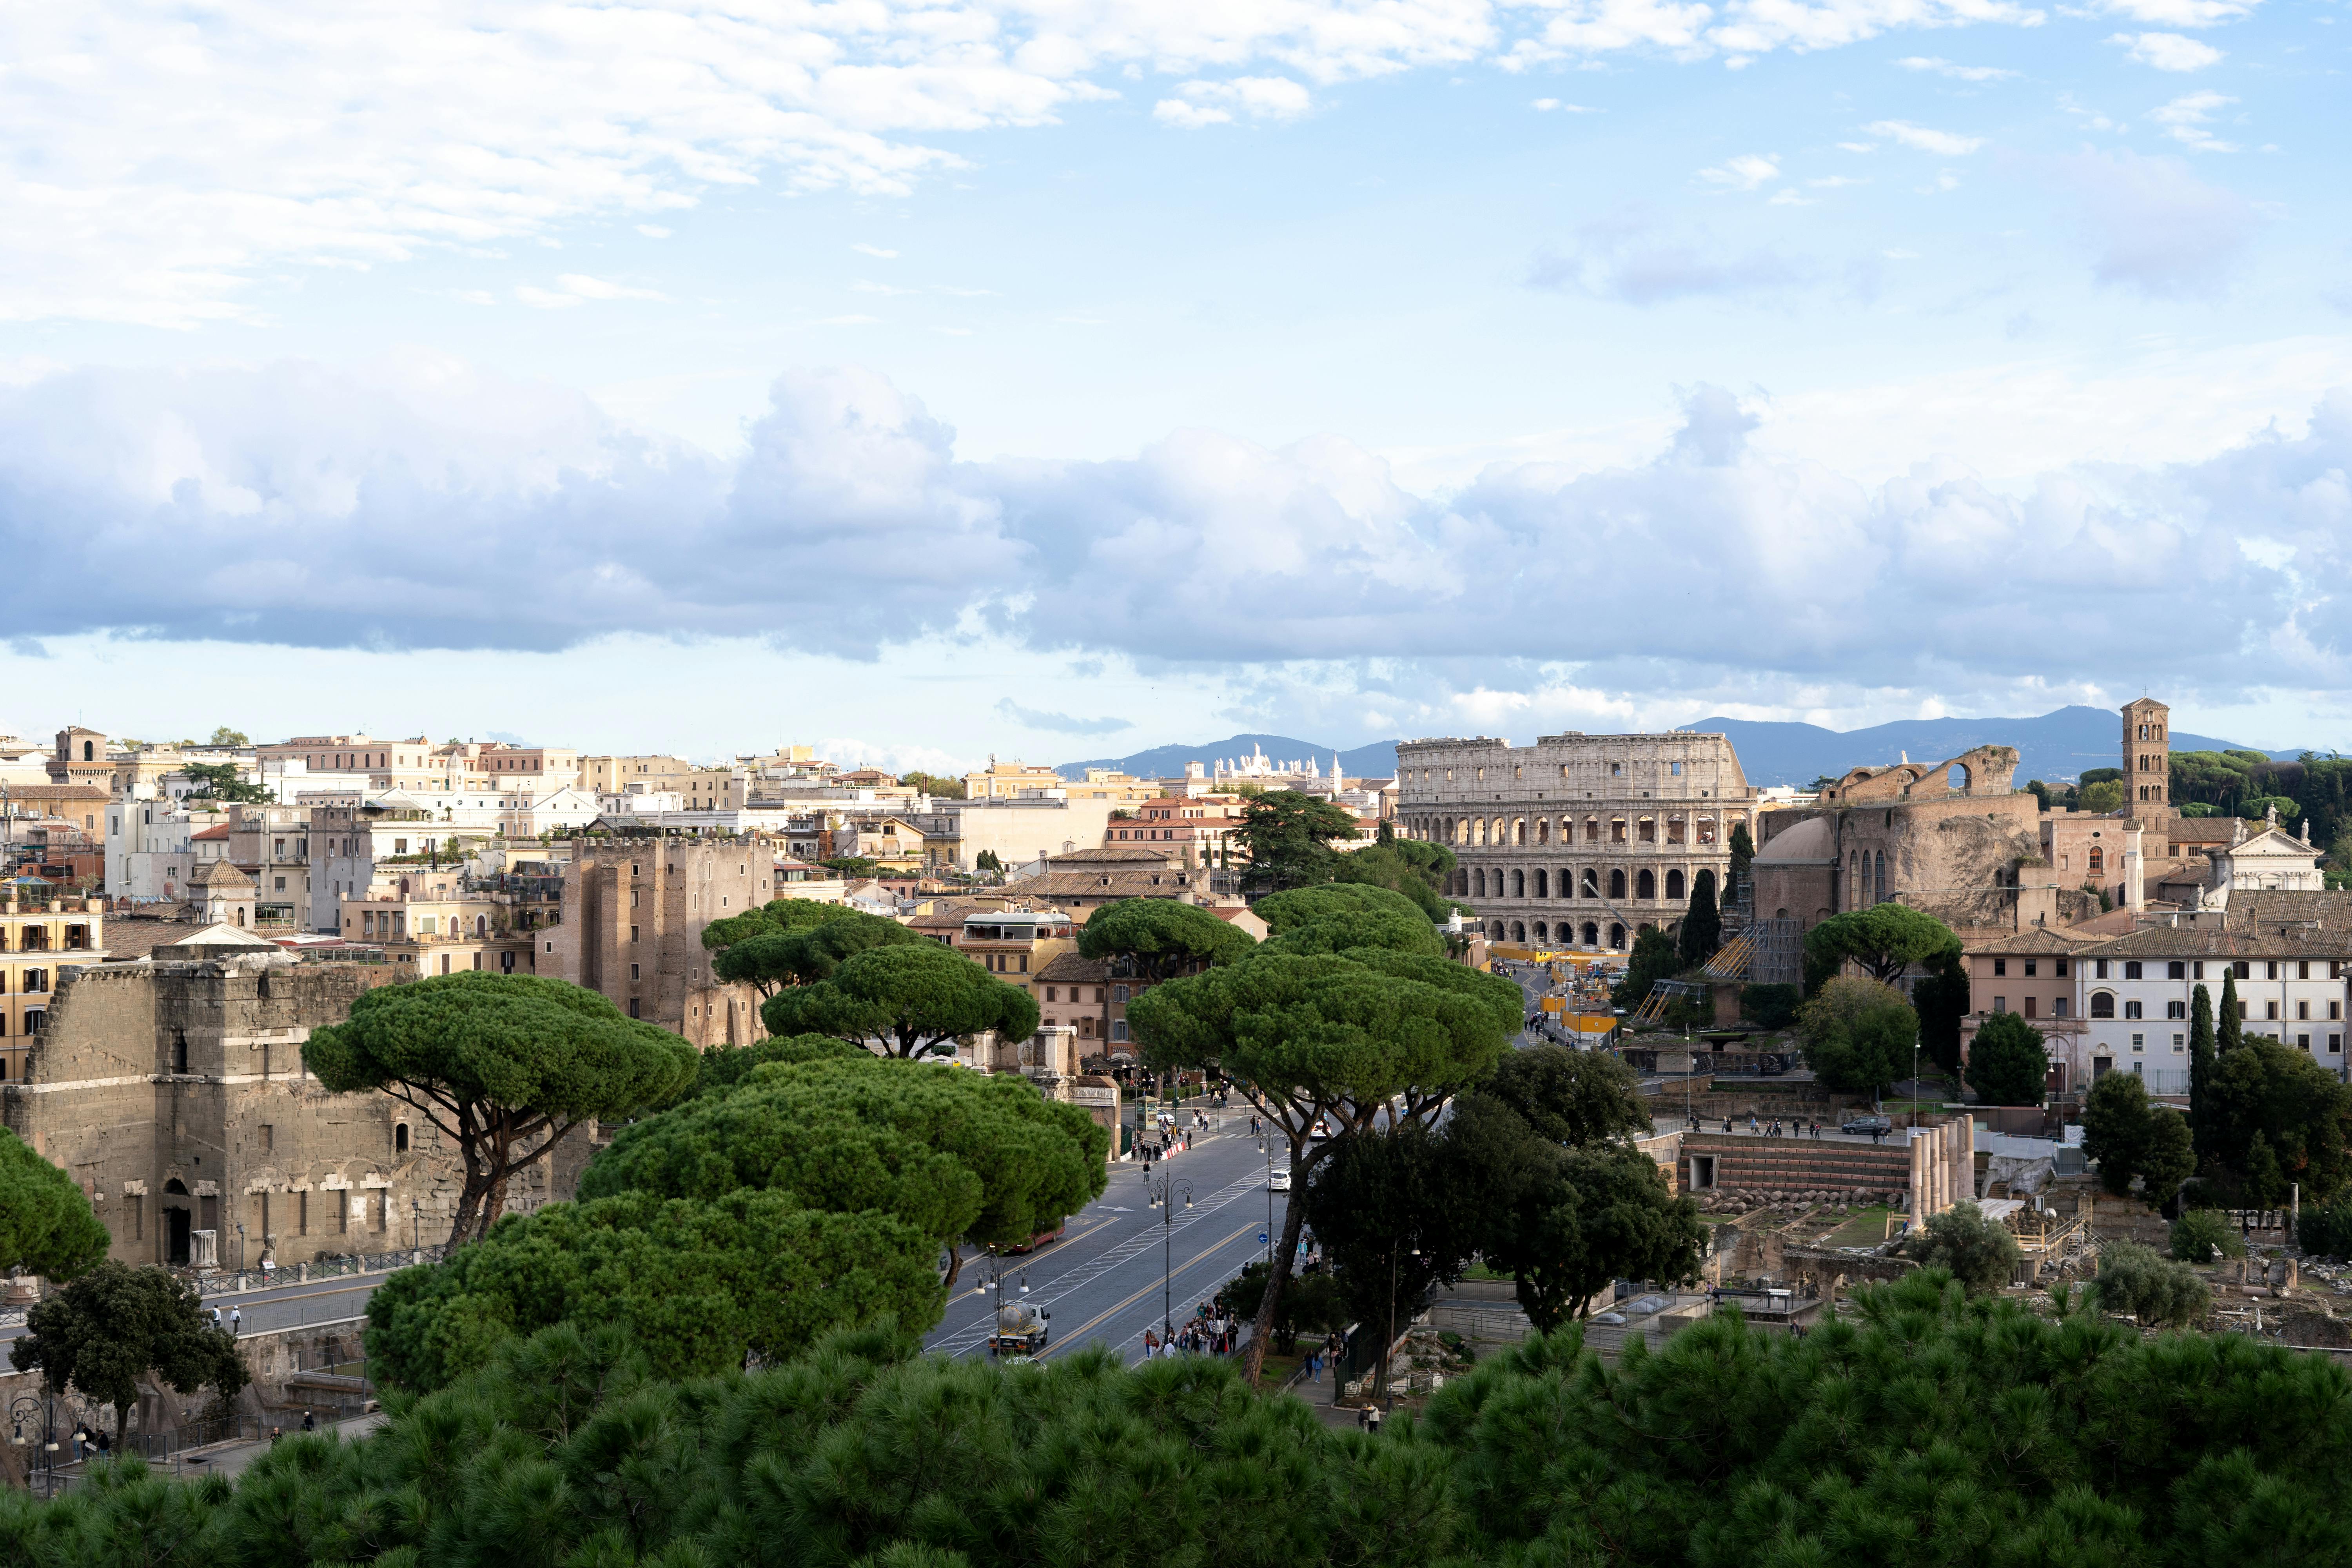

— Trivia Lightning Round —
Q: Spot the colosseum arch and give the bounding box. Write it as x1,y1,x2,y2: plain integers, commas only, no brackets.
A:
1666,869,1685,901
1637,869,1656,900
1608,868,1627,899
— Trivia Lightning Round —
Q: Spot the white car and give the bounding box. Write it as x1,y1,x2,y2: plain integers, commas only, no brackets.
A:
1269,1167,1293,1191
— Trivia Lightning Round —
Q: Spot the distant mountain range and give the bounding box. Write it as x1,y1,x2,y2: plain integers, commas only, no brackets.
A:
1687,706,2304,787
1058,708,2306,790
1056,733,1400,782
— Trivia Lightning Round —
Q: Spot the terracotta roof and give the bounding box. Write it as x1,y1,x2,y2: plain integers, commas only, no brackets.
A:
7,784,108,802
1002,869,1202,899
96,919,207,960
1964,929,2107,956
1037,952,1109,983
1047,845,1180,866
2082,924,2351,959
193,825,232,840
2226,891,2352,933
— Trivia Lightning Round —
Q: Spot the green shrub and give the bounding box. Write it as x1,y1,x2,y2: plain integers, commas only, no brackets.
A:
1896,1200,2022,1293
2091,1240,2212,1327
2169,1209,2245,1263
2298,1196,2352,1258
1740,982,1800,1029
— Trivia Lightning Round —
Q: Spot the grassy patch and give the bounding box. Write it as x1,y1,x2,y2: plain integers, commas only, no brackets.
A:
1820,1206,1897,1248
1253,1351,1305,1390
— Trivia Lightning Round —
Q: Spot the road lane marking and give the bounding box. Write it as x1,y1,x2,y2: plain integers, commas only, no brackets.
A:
1033,1218,1261,1359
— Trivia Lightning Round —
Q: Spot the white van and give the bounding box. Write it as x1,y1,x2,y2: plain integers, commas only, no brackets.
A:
1269,1167,1292,1191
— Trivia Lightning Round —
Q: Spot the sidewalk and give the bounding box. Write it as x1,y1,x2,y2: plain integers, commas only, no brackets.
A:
174,1410,388,1481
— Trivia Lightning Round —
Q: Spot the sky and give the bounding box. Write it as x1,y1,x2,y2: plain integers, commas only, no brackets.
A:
3,0,2349,770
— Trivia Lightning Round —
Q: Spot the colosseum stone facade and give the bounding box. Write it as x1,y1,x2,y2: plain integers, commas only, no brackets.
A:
1393,732,1758,950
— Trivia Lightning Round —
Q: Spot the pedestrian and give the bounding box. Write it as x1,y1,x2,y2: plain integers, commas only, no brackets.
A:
229,1306,241,1334
302,1410,316,1433
1143,1328,1160,1358
1367,1404,1384,1437
1748,1113,1757,1134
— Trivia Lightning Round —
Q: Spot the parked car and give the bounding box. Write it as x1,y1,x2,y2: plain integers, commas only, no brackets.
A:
1269,1167,1292,1191
1005,1221,1065,1255
1840,1114,1892,1136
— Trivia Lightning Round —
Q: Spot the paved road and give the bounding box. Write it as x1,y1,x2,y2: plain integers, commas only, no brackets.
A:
925,1109,1290,1366
2,1270,399,1348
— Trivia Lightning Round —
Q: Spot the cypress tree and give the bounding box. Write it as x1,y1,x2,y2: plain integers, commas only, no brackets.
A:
2218,968,2243,1054
1679,869,1721,969
2188,981,2216,1162
1726,822,1755,906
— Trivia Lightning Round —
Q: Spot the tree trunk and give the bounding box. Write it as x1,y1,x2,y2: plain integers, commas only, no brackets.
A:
943,1242,965,1293
1241,1132,1314,1385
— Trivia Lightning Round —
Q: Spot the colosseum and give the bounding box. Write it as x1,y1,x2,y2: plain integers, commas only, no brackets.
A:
1392,732,1759,949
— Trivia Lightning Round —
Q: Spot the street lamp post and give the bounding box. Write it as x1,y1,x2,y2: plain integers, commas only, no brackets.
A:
1144,1171,1194,1345
1376,1243,1422,1406
1258,1136,1279,1264
411,1198,422,1254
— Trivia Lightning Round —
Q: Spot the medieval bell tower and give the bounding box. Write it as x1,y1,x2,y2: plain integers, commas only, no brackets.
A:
2121,697,2170,810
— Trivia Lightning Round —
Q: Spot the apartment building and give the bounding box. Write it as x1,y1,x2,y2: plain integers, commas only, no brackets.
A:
578,755,747,810
257,736,581,796
2073,926,2351,1091
1959,930,2106,1094
0,895,103,1083
104,800,230,902
337,889,534,977
1109,795,1247,868
963,759,1068,801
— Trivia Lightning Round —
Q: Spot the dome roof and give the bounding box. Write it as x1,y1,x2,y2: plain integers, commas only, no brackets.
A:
1753,817,1836,864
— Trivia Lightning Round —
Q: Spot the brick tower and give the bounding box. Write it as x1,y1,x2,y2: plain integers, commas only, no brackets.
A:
2122,697,2169,811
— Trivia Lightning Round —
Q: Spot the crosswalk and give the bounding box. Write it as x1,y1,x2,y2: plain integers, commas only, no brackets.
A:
929,1169,1275,1357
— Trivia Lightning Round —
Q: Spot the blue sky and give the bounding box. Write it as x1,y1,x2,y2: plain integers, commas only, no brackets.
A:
3,0,2348,768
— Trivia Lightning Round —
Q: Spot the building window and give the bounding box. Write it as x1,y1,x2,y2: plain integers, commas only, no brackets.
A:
2094,960,2108,980
2333,1034,2343,1054
2131,1033,2145,1051
1110,1020,1129,1042
2166,961,2185,980
2299,1034,2312,1050
298,1192,309,1235
2167,1000,2185,1019
2173,1034,2186,1052
2053,997,2069,1018
630,963,640,980
2023,960,2038,978
2023,997,2037,1019
2055,958,2069,978
1112,985,1130,1004
2123,1000,2143,1020
2090,991,2116,1019
628,998,640,1019
2234,960,2250,979
395,1123,410,1153
2123,961,2142,980
1993,996,2006,1014
2266,1002,2279,1020
2300,1000,2312,1020
1993,958,2006,977
260,1124,274,1151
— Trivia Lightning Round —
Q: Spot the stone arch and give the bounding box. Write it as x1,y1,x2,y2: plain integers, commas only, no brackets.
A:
1474,818,1487,847
1536,817,1550,846
1473,868,1487,897
1511,922,1526,942
1514,818,1527,846
1582,921,1600,945
1489,921,1505,940
1947,762,1971,791
1608,922,1626,947
1512,868,1525,898
1533,869,1548,898
1666,868,1685,901
1581,868,1599,898
1608,868,1626,899
1533,921,1548,942
1637,868,1657,900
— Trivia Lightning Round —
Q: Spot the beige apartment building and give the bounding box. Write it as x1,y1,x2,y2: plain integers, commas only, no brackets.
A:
0,896,103,1085
257,736,581,796
579,755,747,811
963,759,1069,800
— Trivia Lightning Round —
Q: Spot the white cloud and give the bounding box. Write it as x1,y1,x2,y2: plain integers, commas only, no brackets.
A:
1528,211,1814,304
0,1,2096,325
2111,31,2225,69
1532,97,1601,111
853,244,901,259
1699,154,1781,191
515,274,664,309
1837,141,1876,152
1809,175,1870,187
1896,56,2020,80
1864,120,1987,155
852,279,918,295
2098,0,2257,26
2151,90,2240,150
2055,147,2256,295
1153,76,1314,128
8,361,2352,722
1768,188,1814,205
635,225,672,239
